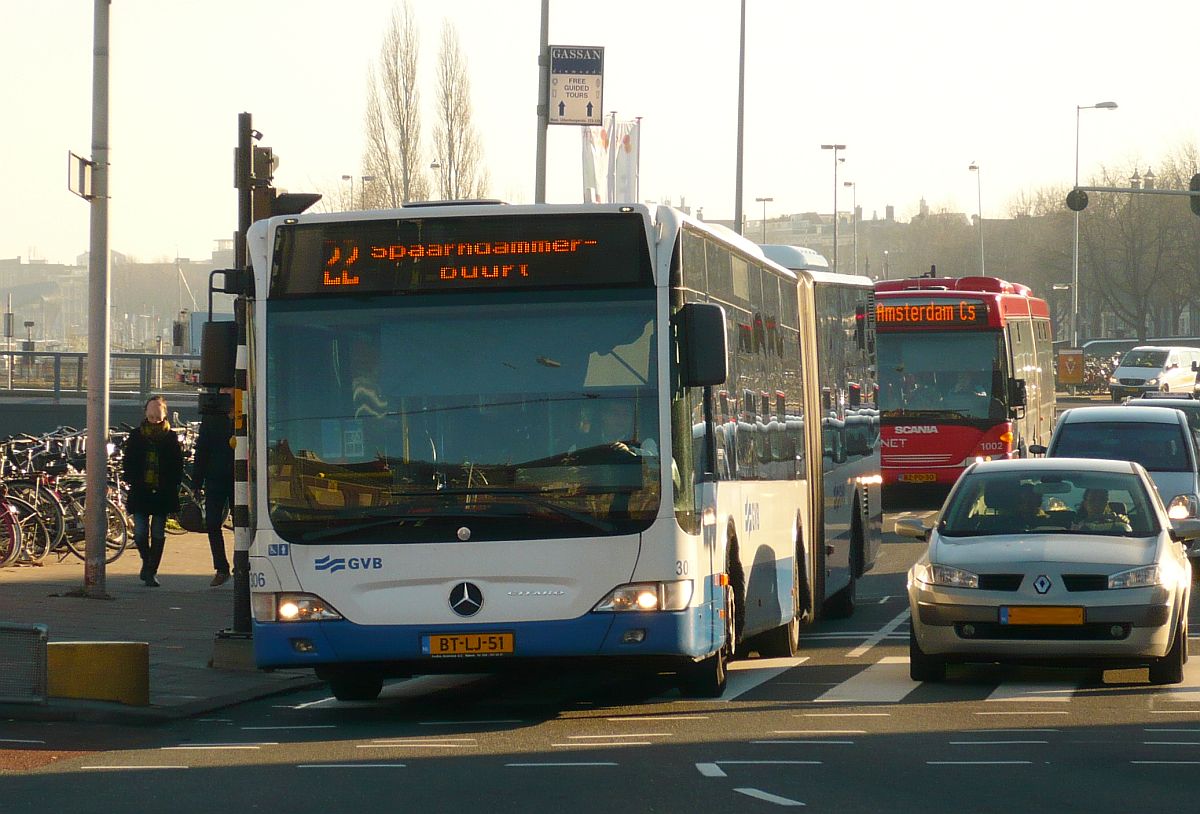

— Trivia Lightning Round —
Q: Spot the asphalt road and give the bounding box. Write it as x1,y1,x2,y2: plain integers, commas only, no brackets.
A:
5,511,1200,813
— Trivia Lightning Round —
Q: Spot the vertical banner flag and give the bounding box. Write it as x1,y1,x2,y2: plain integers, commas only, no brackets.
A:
581,124,609,203
608,117,640,203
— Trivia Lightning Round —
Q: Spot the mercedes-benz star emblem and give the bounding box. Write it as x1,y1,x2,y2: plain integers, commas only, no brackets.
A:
1033,575,1053,595
457,526,471,541
449,581,484,617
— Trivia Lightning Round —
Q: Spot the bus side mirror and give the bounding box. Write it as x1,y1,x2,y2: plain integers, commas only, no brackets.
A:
200,321,237,387
1008,378,1027,409
680,302,728,388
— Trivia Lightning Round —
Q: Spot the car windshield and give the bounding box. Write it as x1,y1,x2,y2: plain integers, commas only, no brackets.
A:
1121,349,1168,368
1051,420,1192,472
940,469,1158,538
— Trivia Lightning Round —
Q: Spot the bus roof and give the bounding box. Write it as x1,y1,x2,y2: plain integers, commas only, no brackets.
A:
874,275,1033,296
758,244,830,272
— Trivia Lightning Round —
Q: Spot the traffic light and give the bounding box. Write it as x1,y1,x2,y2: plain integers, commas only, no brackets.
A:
1190,173,1200,217
1066,188,1089,212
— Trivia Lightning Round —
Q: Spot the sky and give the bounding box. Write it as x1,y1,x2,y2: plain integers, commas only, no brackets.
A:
3,0,1198,265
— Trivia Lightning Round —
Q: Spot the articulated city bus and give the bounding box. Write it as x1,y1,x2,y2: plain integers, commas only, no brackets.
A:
229,203,879,701
874,276,1054,503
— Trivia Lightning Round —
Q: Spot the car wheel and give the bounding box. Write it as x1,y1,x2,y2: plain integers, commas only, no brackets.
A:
1148,617,1187,685
909,625,945,682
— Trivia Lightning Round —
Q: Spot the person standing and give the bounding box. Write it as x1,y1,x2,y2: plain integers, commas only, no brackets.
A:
122,395,184,587
193,394,234,586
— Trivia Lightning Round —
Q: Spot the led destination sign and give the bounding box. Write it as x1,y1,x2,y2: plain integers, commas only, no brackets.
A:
875,298,991,328
270,212,652,297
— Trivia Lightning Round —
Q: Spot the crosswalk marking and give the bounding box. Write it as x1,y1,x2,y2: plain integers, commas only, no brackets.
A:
846,609,911,658
813,656,916,704
985,680,1076,703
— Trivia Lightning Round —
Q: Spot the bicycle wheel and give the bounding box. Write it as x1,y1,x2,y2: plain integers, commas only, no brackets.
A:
5,495,51,564
104,498,129,562
6,481,66,551
166,483,196,535
0,505,21,567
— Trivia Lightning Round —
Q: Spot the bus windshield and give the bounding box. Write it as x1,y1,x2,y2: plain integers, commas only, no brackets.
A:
878,330,1006,420
265,289,661,543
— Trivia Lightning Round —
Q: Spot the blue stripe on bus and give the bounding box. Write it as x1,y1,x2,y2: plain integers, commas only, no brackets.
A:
254,599,722,668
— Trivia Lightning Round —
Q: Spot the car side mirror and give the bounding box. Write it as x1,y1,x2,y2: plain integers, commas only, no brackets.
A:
895,517,930,541
1169,517,1200,542
1192,360,1198,372
1028,443,1047,456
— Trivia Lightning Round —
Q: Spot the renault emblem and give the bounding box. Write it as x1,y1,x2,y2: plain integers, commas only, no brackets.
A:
1033,575,1052,594
449,581,484,617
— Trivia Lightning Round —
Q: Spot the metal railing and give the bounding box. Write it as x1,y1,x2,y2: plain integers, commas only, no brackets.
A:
0,351,202,402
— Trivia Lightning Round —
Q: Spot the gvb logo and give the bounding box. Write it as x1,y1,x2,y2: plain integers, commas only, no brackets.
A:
314,555,346,573
314,555,384,574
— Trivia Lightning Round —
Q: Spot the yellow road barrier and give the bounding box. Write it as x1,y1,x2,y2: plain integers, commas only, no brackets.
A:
47,641,150,706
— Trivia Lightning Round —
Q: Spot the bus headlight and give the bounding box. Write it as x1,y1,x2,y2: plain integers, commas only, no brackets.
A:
252,592,343,622
593,580,694,612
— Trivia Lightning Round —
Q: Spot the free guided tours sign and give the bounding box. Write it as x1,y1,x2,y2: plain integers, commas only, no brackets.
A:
548,45,604,126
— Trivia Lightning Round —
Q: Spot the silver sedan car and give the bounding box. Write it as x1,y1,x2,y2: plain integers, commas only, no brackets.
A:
900,458,1196,684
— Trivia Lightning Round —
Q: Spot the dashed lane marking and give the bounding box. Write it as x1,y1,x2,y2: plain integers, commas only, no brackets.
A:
734,788,805,806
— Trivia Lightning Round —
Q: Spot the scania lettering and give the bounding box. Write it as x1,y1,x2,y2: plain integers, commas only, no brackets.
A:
874,276,1054,503
226,206,881,702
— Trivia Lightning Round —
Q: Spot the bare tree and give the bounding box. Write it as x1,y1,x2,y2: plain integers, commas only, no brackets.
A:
363,1,429,206
432,20,489,200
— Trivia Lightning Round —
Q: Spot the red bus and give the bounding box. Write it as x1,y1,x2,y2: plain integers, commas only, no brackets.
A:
874,276,1055,501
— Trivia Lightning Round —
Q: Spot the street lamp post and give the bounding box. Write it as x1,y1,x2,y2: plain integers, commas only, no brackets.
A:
359,175,376,209
821,144,846,271
341,174,354,209
755,196,773,243
1071,100,1118,347
968,162,984,275
842,180,857,275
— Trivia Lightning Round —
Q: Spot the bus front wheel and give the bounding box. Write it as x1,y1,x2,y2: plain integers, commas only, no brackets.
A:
328,674,384,702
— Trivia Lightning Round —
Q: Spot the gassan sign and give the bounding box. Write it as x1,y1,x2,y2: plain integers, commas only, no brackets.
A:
549,45,604,126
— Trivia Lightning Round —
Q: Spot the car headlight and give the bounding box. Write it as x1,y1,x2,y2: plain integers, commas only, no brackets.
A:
252,592,343,622
593,580,694,612
1167,494,1199,520
914,562,979,589
1146,377,1159,386
1109,376,1120,385
1107,565,1163,590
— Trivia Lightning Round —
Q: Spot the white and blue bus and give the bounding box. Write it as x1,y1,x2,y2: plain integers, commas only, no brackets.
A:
239,204,880,700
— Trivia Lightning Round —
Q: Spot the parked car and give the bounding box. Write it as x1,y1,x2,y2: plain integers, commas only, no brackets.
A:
1109,346,1200,402
899,458,1197,684
1034,406,1200,559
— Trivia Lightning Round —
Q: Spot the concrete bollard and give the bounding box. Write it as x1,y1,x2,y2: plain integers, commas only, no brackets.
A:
47,641,150,706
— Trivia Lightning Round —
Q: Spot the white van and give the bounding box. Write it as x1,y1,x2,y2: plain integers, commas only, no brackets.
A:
1109,346,1200,401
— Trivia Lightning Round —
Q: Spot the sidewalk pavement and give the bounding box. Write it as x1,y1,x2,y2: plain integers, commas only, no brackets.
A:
0,530,320,724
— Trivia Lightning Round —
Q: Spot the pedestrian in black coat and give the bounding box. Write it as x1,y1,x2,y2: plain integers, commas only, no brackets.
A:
122,395,184,587
193,398,234,586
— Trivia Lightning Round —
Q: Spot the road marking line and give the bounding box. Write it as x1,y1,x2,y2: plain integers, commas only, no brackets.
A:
986,681,1076,703
552,742,652,747
506,762,618,767
568,734,671,739
417,725,520,729
846,609,911,658
878,596,891,604
966,729,1060,733
299,764,406,768
1131,760,1200,765
798,712,890,717
945,744,1051,749
1151,710,1200,714
814,655,914,703
82,766,189,771
607,715,710,721
927,761,1033,766
196,718,232,723
697,762,727,777
772,730,866,735
751,740,855,745
291,697,336,709
722,657,809,701
0,738,45,744
1143,741,1200,745
241,725,337,731
1145,728,1200,732
719,761,822,765
357,744,474,749
162,745,269,750
974,711,1069,716
734,788,805,806
370,737,475,743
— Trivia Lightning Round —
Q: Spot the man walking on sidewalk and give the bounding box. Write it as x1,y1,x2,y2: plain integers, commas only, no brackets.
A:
193,391,234,587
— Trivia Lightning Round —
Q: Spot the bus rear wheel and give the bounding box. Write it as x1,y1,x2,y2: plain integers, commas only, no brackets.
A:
328,674,384,702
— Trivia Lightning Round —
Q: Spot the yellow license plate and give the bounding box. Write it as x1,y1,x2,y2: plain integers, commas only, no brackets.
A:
423,632,515,657
1001,606,1084,625
900,473,937,483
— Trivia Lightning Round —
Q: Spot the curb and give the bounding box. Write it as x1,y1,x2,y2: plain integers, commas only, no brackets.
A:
0,674,325,725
